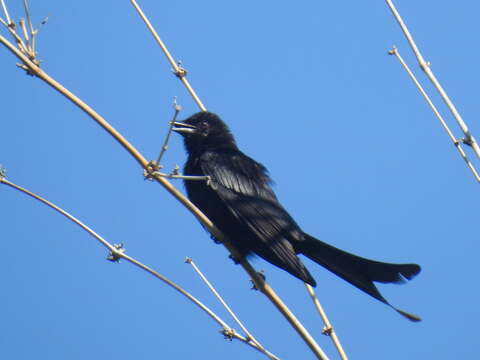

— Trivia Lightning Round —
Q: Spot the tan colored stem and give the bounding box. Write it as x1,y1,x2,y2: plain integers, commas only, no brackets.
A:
389,47,480,183
306,284,348,360
129,0,207,112
386,0,480,159
0,176,279,359
187,259,277,360
1,31,328,360
0,0,11,25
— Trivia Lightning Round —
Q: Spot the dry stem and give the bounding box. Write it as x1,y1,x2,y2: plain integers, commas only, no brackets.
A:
0,1,332,357
388,47,480,182
129,0,206,112
187,258,278,360
0,28,328,360
386,0,480,162
305,284,348,360
0,0,12,25
0,175,279,359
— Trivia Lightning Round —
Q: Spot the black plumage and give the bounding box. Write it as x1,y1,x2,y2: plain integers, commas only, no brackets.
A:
173,111,421,321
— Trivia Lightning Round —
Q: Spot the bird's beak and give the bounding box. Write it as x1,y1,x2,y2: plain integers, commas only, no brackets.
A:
171,121,197,135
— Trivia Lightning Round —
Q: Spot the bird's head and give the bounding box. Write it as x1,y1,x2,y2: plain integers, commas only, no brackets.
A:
172,112,237,154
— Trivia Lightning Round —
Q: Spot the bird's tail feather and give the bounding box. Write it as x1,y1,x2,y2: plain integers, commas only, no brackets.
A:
300,233,421,322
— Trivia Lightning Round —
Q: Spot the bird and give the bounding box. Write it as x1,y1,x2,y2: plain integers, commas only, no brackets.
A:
172,111,421,321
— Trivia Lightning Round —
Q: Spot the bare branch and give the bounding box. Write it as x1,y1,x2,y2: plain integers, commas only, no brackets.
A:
155,101,182,166
0,1,39,63
1,29,328,360
19,18,29,49
0,19,30,57
23,0,34,35
386,0,480,161
305,284,348,360
129,0,207,111
0,0,11,25
186,258,279,360
0,174,281,359
22,0,37,55
388,47,480,182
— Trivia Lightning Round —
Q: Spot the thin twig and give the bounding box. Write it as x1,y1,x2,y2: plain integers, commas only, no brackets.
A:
155,101,181,166
0,175,280,359
1,18,29,56
0,32,328,360
385,0,480,159
128,3,331,356
23,0,33,35
305,285,348,360
0,0,11,25
186,258,278,360
129,0,207,112
22,0,36,55
19,18,29,46
389,47,480,182
153,171,210,182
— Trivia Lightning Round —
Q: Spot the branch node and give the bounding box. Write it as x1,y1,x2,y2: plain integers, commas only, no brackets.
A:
419,60,430,71
0,165,6,180
107,243,125,262
322,325,333,336
143,160,161,180
173,96,183,112
184,257,192,264
388,46,397,55
221,328,235,341
173,61,187,79
15,62,34,75
462,135,474,147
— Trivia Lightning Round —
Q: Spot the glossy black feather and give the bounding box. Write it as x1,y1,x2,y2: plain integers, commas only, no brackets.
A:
175,111,421,321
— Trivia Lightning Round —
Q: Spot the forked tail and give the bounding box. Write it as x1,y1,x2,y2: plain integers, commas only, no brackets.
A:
299,233,421,321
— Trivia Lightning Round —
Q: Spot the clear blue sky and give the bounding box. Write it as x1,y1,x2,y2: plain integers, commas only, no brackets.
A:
1,1,479,359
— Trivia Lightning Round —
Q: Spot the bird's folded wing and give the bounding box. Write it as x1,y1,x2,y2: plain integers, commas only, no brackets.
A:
199,151,315,284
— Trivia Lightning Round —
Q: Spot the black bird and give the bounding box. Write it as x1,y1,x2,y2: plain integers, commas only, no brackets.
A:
173,111,421,321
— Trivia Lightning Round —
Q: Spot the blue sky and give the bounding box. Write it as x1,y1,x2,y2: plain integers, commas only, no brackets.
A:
1,1,479,359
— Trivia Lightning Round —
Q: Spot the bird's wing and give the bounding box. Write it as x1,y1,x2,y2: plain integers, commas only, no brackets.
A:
199,151,315,285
